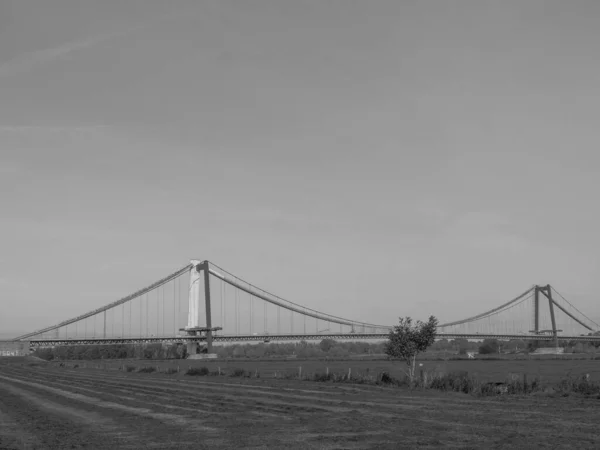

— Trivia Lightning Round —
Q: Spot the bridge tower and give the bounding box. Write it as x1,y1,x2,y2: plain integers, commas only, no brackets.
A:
181,260,216,355
533,285,559,348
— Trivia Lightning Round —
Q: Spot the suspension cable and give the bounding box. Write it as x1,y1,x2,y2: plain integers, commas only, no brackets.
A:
551,287,600,328
208,261,389,328
146,292,149,337
13,263,192,341
173,278,176,334
439,287,535,327
178,275,181,332
139,295,142,338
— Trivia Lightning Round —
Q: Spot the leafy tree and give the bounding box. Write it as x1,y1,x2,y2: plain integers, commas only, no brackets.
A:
431,339,451,351
232,346,246,358
215,346,229,358
505,340,525,352
384,316,438,383
246,344,266,358
478,339,499,354
527,340,540,352
449,338,474,354
329,346,349,358
319,339,336,352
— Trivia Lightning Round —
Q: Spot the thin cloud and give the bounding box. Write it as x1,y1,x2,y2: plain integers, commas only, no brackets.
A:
0,31,130,79
0,8,193,79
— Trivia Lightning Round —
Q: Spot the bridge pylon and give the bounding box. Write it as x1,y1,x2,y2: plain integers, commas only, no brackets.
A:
533,285,559,348
181,260,214,355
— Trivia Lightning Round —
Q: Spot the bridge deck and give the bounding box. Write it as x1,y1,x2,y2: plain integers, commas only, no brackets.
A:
24,333,600,347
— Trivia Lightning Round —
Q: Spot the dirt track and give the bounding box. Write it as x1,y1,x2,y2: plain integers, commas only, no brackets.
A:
1,363,599,449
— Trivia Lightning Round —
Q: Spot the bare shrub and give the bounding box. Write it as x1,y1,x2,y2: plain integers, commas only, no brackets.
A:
186,366,209,376
230,368,248,377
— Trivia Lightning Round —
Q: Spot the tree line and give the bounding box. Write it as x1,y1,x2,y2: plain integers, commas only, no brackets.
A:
34,343,187,361
212,340,386,359
33,340,387,361
429,338,600,355
33,317,599,364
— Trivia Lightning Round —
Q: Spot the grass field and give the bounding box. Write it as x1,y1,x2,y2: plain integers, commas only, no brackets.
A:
1,357,600,449
41,356,600,383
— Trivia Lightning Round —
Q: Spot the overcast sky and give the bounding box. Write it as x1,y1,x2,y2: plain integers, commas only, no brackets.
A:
1,0,600,336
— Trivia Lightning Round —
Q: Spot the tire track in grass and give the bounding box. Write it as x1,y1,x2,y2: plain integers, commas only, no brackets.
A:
0,374,220,434
18,373,242,418
12,369,407,416
29,369,590,430
23,366,442,405
11,368,454,413
0,384,142,449
0,382,138,443
104,373,600,428
42,374,483,435
2,368,475,443
12,370,360,415
4,366,600,449
0,376,230,449
1,370,306,447
3,367,586,434
7,370,300,420
4,369,374,417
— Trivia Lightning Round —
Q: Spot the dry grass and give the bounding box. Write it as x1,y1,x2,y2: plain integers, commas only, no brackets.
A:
2,363,600,448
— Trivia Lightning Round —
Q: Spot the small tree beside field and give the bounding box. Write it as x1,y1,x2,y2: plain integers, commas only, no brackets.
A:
384,316,438,383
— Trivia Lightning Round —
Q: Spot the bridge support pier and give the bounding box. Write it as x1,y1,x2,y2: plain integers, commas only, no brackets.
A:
186,341,200,356
202,261,213,353
537,285,559,349
186,260,202,330
534,287,540,333
182,260,215,355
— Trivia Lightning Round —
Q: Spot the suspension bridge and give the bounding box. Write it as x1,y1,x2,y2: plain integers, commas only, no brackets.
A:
12,260,600,351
